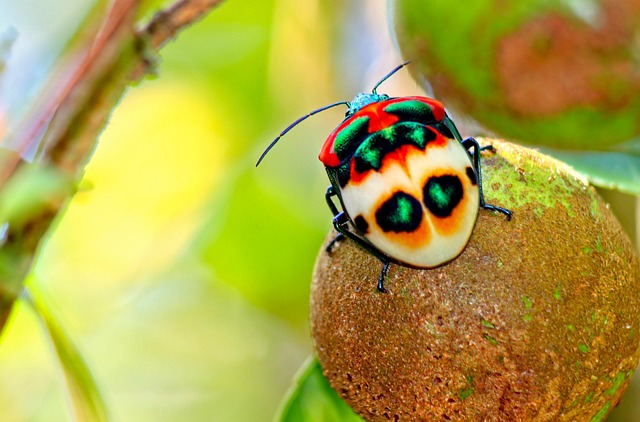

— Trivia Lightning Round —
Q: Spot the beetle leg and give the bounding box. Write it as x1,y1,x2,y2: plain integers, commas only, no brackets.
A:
325,233,344,253
325,186,344,253
332,212,391,293
377,261,390,293
462,137,512,221
325,185,341,217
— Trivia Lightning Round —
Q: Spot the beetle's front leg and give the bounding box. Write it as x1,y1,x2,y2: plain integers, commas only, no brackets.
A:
325,186,345,253
461,137,512,221
325,185,340,217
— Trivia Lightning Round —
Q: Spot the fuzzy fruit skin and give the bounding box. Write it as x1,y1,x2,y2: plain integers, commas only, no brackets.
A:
311,139,640,421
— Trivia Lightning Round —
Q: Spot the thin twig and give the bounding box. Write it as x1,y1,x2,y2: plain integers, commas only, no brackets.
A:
141,0,225,49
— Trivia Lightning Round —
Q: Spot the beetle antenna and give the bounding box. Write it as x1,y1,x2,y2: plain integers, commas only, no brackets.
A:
256,100,349,166
371,60,411,94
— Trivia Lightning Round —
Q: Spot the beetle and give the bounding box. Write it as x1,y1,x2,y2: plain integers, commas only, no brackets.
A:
257,62,511,293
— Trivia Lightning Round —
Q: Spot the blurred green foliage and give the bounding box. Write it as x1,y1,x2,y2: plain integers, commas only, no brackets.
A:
278,357,362,422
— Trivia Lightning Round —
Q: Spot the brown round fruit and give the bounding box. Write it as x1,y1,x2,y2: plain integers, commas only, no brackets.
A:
311,139,640,421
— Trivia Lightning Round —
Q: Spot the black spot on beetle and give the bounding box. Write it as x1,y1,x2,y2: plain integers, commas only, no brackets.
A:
466,166,477,186
354,215,369,234
423,175,463,218
375,192,423,233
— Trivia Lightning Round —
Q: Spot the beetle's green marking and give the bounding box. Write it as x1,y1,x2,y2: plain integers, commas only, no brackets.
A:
375,192,423,233
333,116,370,162
353,122,436,173
423,175,463,217
384,100,457,139
383,100,437,123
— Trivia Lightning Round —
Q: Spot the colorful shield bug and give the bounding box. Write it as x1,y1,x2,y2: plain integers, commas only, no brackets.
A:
257,62,511,293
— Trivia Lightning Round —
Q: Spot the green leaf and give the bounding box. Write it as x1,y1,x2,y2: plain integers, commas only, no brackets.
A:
24,285,109,422
277,357,363,422
542,148,640,196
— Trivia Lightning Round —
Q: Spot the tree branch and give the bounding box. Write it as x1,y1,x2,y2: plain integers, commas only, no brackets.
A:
0,0,225,330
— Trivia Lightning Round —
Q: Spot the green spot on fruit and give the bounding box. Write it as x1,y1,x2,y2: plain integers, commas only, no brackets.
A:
459,375,475,399
567,324,575,332
521,296,533,309
459,387,474,400
604,372,627,396
523,314,532,322
591,311,597,322
483,333,498,345
590,198,601,219
590,401,611,422
596,236,604,252
583,246,592,254
553,285,562,300
481,320,495,328
496,260,503,268
584,391,594,403
578,344,590,353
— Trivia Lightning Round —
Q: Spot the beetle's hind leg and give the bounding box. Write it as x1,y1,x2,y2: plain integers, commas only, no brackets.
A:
377,261,390,293
325,233,344,253
462,137,512,221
